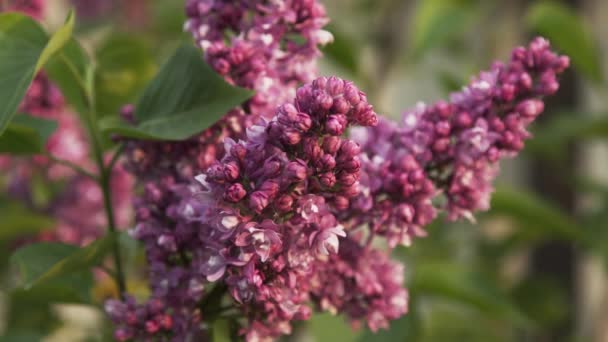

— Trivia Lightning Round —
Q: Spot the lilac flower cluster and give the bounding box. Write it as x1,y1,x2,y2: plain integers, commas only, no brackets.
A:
115,2,333,339
311,237,408,332
112,77,378,341
107,1,569,339
350,37,569,247
185,0,333,115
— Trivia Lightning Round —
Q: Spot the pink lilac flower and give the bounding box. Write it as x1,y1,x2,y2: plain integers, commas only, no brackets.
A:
120,76,377,341
185,0,333,115
310,237,408,332
351,37,569,246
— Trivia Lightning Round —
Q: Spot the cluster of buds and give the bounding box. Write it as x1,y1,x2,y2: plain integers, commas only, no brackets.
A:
185,0,333,115
105,296,179,342
126,76,378,340
351,37,569,247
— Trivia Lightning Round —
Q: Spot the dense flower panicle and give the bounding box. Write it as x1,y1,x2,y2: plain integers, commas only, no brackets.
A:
105,295,189,342
185,0,333,115
351,37,569,247
310,237,408,332
123,76,377,341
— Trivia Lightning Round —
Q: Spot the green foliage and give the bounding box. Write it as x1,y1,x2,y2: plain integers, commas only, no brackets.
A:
99,43,253,140
322,25,360,75
512,278,569,328
490,187,581,242
309,313,361,342
94,34,157,116
527,113,608,160
0,12,73,135
526,2,602,82
0,200,54,241
0,115,57,155
10,234,116,289
409,0,474,59
45,38,91,115
410,261,531,328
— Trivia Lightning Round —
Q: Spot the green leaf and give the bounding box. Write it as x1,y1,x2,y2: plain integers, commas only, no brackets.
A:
100,44,253,141
0,333,44,342
322,25,359,75
526,2,602,82
0,115,57,155
410,261,532,328
309,313,361,342
35,10,75,72
0,12,74,135
0,200,54,241
489,187,582,241
526,113,608,160
409,0,473,59
10,243,94,303
11,243,80,288
11,234,115,288
45,38,90,114
95,34,157,117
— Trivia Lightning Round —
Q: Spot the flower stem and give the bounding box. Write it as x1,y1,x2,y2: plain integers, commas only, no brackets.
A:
80,63,127,297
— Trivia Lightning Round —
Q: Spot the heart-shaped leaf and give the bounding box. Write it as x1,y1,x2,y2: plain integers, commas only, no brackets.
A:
0,115,57,155
100,43,253,141
0,11,74,135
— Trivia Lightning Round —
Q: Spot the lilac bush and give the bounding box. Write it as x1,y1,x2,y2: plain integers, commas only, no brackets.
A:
106,0,569,338
0,1,570,341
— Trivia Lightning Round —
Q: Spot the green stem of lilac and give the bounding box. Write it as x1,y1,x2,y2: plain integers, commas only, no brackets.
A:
80,64,127,297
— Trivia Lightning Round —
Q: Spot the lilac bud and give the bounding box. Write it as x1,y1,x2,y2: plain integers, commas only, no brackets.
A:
327,76,344,95
225,183,247,202
249,191,270,213
319,154,336,170
259,180,280,197
332,97,349,114
144,183,163,203
325,114,347,135
286,160,308,181
157,234,177,252
230,144,247,161
223,161,240,182
295,113,313,131
282,127,302,145
340,140,360,156
517,99,544,118
304,137,323,162
340,156,361,173
333,196,350,210
319,172,336,187
323,136,342,154
263,160,282,178
276,194,294,212
337,171,357,186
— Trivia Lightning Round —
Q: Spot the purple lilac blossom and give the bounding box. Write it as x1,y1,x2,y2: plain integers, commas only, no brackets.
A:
351,37,569,247
108,0,569,338
112,76,377,341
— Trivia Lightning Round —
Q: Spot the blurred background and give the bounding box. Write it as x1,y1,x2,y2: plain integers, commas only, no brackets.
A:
2,0,608,341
